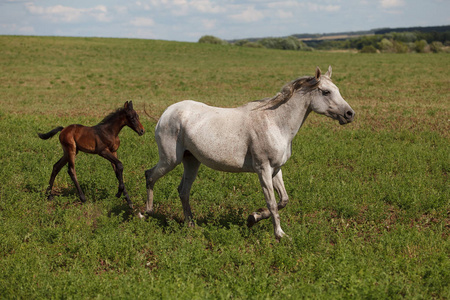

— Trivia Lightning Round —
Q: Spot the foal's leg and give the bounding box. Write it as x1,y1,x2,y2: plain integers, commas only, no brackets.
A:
178,152,201,227
247,169,288,236
100,150,132,208
110,152,131,205
66,147,86,203
46,155,68,200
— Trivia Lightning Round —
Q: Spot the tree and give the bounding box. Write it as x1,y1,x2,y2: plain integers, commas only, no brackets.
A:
198,35,228,45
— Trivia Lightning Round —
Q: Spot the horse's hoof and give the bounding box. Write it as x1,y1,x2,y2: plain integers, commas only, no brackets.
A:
115,191,122,198
138,210,153,219
80,196,87,203
247,214,257,228
47,194,54,201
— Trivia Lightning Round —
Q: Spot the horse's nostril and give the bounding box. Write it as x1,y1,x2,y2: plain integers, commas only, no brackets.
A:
346,110,354,119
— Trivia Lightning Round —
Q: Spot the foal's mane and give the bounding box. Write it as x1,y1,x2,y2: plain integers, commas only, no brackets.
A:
254,75,320,110
97,107,126,126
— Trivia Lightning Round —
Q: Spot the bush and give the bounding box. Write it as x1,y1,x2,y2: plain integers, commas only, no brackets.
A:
242,42,264,48
430,41,443,53
378,38,394,52
393,41,409,53
360,45,378,53
258,36,312,51
198,35,228,45
415,40,429,53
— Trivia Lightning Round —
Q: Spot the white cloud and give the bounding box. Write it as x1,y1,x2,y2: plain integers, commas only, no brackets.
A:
267,2,340,13
201,19,216,30
114,6,128,14
276,10,293,19
307,4,341,12
229,6,264,23
380,0,405,8
136,0,224,15
0,23,34,34
191,0,225,14
130,17,155,27
25,3,110,23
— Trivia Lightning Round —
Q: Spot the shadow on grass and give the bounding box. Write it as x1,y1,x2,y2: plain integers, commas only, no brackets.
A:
196,207,247,228
142,206,247,229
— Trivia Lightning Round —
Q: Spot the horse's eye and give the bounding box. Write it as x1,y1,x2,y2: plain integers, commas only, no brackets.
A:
321,90,331,96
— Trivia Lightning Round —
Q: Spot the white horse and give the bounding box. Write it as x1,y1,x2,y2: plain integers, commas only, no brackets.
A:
142,66,355,239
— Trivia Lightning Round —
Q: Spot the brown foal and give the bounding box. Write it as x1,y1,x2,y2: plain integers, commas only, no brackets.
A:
38,101,145,208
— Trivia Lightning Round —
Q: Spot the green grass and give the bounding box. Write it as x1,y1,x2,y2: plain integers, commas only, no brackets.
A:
0,36,449,299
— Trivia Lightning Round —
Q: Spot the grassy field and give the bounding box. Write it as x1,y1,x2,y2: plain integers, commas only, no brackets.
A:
0,36,449,299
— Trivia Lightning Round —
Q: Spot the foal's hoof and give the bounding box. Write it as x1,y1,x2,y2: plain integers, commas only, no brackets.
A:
247,214,257,228
115,191,123,198
47,194,54,201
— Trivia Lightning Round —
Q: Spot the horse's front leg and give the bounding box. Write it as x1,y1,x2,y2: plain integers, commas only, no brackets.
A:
102,151,133,209
253,167,286,240
247,169,289,234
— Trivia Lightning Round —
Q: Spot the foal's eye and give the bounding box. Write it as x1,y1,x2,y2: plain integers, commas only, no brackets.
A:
321,90,331,96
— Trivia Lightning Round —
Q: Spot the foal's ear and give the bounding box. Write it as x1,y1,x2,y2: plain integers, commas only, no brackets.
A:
315,66,322,80
325,65,332,78
124,101,133,110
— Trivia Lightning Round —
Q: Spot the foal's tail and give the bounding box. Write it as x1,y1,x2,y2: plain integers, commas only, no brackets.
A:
38,126,64,140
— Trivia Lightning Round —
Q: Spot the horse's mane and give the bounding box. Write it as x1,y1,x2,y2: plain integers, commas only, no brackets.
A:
97,107,126,126
254,75,320,110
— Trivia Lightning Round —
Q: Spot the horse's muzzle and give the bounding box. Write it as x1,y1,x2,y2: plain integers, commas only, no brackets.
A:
338,109,355,125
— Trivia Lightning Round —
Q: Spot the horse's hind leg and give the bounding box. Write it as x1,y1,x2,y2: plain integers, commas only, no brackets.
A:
46,156,68,200
247,169,289,228
178,151,200,227
66,148,86,203
143,160,177,216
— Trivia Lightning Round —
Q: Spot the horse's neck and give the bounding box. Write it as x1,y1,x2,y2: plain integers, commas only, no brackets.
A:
270,92,312,141
97,115,126,137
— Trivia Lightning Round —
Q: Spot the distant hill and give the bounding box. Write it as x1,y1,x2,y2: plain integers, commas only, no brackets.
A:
374,25,450,35
229,25,450,43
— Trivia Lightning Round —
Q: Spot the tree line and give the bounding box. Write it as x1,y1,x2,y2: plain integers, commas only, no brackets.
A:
198,28,450,53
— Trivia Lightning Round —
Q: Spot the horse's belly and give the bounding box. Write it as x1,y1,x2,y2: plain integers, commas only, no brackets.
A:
185,136,254,173
197,151,253,173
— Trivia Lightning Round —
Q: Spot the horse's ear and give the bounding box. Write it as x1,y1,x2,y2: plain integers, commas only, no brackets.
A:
124,101,133,110
315,66,322,81
325,65,332,78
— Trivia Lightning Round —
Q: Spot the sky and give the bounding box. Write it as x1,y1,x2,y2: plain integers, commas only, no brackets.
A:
0,0,449,42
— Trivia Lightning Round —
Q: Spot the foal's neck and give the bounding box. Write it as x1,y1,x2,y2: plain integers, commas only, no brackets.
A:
97,111,127,137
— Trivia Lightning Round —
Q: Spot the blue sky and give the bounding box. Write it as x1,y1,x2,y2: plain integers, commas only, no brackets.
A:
1,0,449,42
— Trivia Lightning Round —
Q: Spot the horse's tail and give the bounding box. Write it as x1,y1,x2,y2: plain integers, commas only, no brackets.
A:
38,126,64,140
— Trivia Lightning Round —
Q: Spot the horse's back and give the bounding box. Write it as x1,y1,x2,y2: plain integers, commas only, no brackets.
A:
156,100,254,172
59,124,100,153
